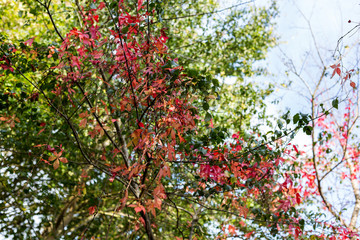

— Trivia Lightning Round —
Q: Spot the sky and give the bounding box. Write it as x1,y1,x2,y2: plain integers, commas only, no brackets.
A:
217,0,360,112
214,0,360,153
240,0,360,145
257,0,360,111
253,0,360,227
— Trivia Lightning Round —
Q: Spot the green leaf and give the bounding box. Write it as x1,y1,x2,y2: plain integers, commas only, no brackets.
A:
121,26,129,34
205,112,212,122
303,126,313,135
299,219,305,230
332,98,339,109
203,102,209,111
293,113,300,124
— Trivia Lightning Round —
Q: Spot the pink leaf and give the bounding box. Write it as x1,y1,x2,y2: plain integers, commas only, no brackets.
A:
24,37,35,46
137,0,143,11
109,173,116,182
98,2,106,10
209,119,214,128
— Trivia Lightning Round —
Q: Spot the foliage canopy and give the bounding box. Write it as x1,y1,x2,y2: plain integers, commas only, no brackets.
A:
1,0,358,239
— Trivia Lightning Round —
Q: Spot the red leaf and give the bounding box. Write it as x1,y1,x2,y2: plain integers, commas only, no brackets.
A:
293,145,299,154
129,204,146,213
79,118,87,128
138,122,144,128
89,206,96,215
138,217,145,226
330,64,341,78
239,206,249,218
330,64,340,69
0,64,14,72
134,205,146,213
336,68,341,76
296,193,301,204
79,111,89,118
245,231,254,238
37,128,45,135
40,122,46,127
160,29,169,43
47,145,55,152
98,2,106,10
59,157,68,163
228,225,236,235
33,144,45,148
350,81,356,88
111,166,122,172
119,189,128,211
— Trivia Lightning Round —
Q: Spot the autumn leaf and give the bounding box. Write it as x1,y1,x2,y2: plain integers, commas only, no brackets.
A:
295,193,301,204
79,118,87,128
293,145,299,154
53,159,59,169
98,2,105,10
137,0,144,11
109,174,115,183
245,231,254,238
89,206,96,215
330,63,341,78
79,111,89,118
111,166,123,173
37,128,45,135
129,129,143,146
238,205,249,218
33,144,46,148
129,203,146,213
228,225,236,235
49,151,68,169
